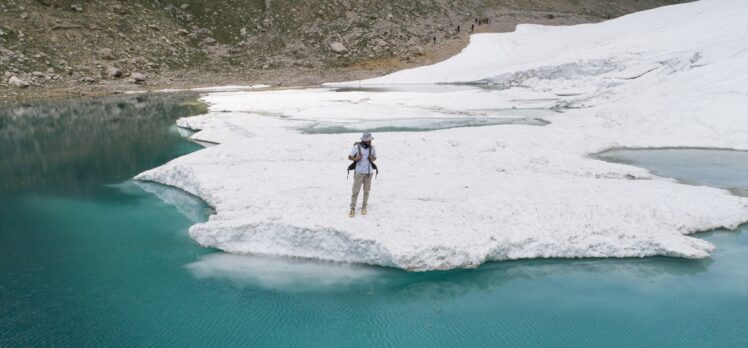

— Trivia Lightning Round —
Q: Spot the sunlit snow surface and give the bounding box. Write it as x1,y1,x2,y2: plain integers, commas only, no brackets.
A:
137,0,748,270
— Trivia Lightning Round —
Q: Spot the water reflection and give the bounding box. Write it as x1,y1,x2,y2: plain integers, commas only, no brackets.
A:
0,94,206,196
185,244,719,296
186,253,390,292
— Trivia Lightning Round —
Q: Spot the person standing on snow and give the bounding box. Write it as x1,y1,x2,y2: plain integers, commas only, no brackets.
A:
348,131,377,217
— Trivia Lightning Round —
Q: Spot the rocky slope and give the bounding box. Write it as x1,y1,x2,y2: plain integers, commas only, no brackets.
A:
0,0,685,102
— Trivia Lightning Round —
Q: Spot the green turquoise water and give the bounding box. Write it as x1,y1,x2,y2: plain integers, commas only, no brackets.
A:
596,148,748,196
1,95,746,347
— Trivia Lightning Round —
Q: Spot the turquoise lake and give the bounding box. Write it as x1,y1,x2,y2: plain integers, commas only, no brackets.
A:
1,94,746,347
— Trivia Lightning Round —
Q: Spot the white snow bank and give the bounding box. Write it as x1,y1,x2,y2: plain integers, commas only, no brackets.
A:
332,0,746,85
137,0,748,270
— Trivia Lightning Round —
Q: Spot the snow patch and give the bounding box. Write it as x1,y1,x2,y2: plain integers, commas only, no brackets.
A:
137,0,748,271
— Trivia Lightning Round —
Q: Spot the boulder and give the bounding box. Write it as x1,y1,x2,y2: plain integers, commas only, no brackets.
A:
98,48,115,60
107,66,122,78
330,42,347,54
8,76,30,88
129,72,146,84
70,4,83,12
112,5,130,15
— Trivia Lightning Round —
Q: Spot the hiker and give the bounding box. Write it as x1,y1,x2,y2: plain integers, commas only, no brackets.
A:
433,36,436,44
348,132,377,217
471,23,474,32
457,25,460,33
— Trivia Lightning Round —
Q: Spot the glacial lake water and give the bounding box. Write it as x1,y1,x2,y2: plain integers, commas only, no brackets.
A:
300,116,549,134
596,148,748,196
1,95,746,347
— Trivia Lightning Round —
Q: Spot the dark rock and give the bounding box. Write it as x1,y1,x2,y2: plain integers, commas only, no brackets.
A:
112,5,130,15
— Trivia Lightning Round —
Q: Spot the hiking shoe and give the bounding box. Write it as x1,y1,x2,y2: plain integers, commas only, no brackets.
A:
361,207,367,215
349,208,355,218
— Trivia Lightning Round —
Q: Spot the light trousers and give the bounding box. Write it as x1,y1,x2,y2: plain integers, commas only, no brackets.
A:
350,173,373,209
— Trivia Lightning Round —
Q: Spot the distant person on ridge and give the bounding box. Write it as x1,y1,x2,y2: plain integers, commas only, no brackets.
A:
348,132,377,217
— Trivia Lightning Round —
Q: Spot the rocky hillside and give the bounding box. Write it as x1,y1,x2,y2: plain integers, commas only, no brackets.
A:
1,0,685,101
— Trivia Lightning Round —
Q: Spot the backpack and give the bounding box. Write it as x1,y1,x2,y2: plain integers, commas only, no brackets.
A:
347,142,378,179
